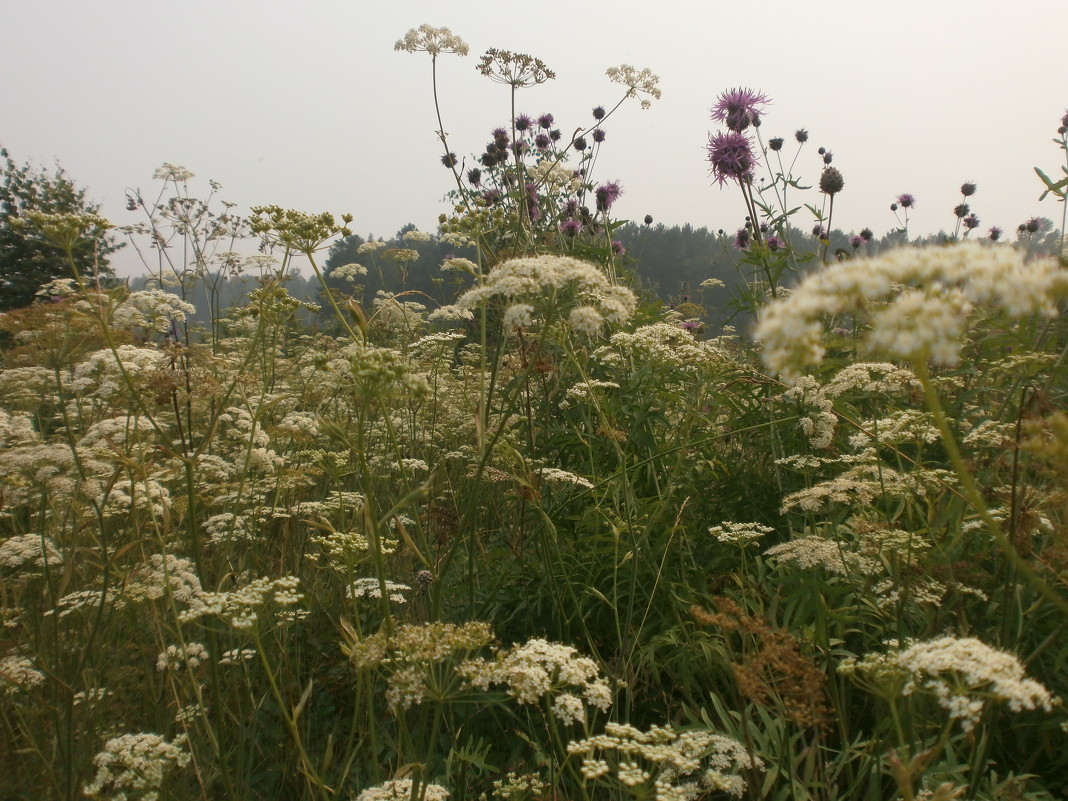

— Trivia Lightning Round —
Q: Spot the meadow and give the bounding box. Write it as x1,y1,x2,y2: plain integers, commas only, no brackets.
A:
1,25,1067,801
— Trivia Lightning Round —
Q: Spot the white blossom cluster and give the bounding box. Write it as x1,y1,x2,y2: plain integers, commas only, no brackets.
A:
593,323,727,375
346,577,411,603
459,638,612,725
567,723,761,800
0,409,38,448
344,621,495,711
841,636,1054,733
535,467,595,490
755,243,1068,381
0,654,45,694
764,535,878,575
83,732,191,801
779,363,919,449
605,64,663,109
111,290,197,333
156,642,209,671
332,262,367,282
185,575,305,629
456,255,637,334
356,779,450,801
71,346,168,402
394,24,469,56
708,521,774,546
0,533,63,569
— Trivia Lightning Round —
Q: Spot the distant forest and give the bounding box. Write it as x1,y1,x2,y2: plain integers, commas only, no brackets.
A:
129,219,1062,334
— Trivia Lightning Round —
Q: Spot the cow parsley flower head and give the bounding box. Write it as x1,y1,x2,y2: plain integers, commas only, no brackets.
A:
754,242,1068,382
842,636,1054,734
357,779,449,801
605,64,662,109
394,25,469,57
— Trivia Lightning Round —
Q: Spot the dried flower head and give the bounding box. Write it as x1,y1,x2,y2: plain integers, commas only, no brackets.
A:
605,64,662,109
478,49,555,88
819,166,845,195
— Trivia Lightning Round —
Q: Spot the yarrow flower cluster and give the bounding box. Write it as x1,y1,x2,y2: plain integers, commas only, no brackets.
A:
708,521,774,546
566,722,762,799
394,25,469,57
459,638,613,725
754,242,1068,381
343,621,495,711
456,255,637,332
356,779,449,801
840,636,1054,733
605,64,662,109
83,732,191,801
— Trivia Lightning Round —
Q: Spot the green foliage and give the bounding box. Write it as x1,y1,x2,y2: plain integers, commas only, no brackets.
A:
0,147,119,311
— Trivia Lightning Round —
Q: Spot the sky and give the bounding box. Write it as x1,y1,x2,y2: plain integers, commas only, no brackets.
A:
3,0,1066,276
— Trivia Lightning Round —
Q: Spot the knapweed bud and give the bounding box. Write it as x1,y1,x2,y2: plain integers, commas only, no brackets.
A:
960,181,977,196
819,167,844,195
768,137,784,151
795,129,809,143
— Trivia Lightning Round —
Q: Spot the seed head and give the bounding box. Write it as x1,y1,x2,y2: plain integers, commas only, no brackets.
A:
819,167,844,195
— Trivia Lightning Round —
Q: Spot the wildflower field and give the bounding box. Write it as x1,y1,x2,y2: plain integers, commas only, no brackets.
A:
3,25,1068,801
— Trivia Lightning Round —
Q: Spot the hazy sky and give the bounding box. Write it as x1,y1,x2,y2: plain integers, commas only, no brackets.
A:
3,0,1066,275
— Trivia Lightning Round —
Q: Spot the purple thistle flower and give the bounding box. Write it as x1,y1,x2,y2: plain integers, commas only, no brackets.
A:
592,128,606,143
595,181,623,212
963,213,980,230
988,226,1002,241
482,189,502,205
960,181,977,197
466,168,482,187
561,219,582,237
795,129,809,143
767,235,784,251
441,153,458,168
812,224,827,238
953,203,970,219
850,234,864,249
534,133,551,150
611,240,626,255
549,128,562,142
573,136,588,152
896,193,916,208
711,87,769,133
525,183,541,221
593,106,606,120
492,128,509,148
514,114,532,131
537,113,555,129
707,131,758,186
733,227,751,250
1025,217,1042,233
860,227,874,242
